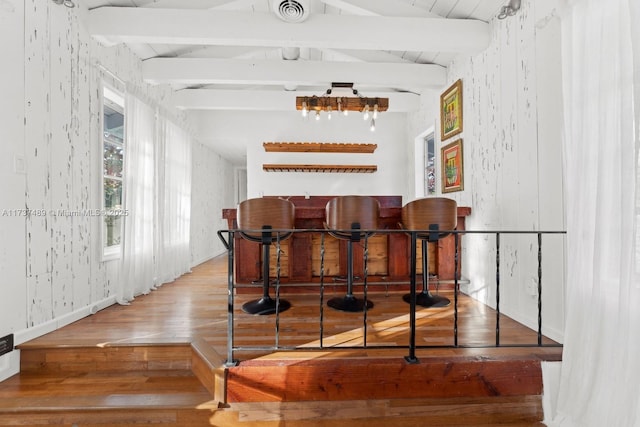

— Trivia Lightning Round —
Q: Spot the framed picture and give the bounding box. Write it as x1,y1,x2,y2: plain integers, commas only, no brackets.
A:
441,139,463,193
440,79,463,140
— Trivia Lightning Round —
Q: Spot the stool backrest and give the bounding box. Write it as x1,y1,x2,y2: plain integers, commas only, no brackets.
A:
237,197,295,242
401,197,457,239
325,196,380,240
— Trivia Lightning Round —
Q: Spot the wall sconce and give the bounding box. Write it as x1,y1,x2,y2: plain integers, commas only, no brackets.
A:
52,0,75,7
296,83,388,132
497,0,520,19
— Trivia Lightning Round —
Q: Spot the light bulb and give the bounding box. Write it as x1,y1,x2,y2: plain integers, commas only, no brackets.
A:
373,104,378,119
370,118,376,132
315,110,321,120
302,101,308,117
327,105,332,120
363,104,370,120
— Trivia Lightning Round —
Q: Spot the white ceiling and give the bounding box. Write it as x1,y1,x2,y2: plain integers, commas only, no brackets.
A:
85,0,506,110
83,0,507,163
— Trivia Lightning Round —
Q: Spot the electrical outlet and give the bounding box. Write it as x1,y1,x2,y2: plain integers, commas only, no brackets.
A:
0,334,14,357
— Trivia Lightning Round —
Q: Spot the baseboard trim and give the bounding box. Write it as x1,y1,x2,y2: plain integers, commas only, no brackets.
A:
14,295,118,346
191,250,226,268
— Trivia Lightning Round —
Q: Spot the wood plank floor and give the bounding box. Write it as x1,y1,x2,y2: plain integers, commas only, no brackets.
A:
0,254,562,426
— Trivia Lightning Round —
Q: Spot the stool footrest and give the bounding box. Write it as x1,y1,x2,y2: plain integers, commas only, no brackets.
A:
242,296,291,315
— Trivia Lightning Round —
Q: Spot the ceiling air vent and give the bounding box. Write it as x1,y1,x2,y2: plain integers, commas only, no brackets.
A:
272,0,309,23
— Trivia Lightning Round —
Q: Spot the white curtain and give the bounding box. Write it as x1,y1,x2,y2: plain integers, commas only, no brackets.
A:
155,115,192,284
551,0,640,425
120,94,157,302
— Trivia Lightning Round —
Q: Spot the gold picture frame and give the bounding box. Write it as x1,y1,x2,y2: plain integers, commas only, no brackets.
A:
440,79,463,141
441,139,464,193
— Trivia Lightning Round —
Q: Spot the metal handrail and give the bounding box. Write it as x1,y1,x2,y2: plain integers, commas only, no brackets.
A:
217,228,566,365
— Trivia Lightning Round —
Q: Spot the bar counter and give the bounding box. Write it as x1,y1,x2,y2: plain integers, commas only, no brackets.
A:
222,196,471,285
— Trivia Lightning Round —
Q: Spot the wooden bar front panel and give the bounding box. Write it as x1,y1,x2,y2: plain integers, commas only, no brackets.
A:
222,196,470,284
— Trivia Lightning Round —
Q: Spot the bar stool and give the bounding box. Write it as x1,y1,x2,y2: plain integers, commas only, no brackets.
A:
237,197,295,315
400,197,457,308
324,195,380,312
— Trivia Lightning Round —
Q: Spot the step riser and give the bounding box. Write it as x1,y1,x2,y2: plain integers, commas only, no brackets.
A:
227,358,542,402
0,408,213,426
20,345,193,374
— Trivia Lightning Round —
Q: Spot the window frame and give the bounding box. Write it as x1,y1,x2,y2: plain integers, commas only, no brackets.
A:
424,130,436,196
101,83,125,261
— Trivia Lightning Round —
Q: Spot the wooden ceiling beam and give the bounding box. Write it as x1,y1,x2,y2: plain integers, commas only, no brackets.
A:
88,8,490,53
142,58,446,89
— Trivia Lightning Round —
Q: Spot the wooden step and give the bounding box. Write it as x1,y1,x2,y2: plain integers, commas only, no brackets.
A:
212,396,544,426
0,369,218,426
0,342,227,426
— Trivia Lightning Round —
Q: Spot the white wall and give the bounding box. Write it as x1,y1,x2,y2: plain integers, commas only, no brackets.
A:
0,0,235,381
194,110,412,200
406,0,565,341
190,141,236,266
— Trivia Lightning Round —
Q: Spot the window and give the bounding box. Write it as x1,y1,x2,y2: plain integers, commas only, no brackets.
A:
102,85,125,259
424,131,436,195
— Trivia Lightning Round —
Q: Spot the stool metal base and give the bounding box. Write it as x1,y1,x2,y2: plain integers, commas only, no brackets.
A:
242,297,291,315
402,291,450,308
327,295,373,312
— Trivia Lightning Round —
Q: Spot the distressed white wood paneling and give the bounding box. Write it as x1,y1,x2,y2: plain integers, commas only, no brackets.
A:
70,16,94,310
49,6,75,318
8,0,207,341
407,0,565,341
25,0,53,283
533,4,565,340
0,0,28,344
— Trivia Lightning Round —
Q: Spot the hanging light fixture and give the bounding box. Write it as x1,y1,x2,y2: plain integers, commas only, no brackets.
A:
363,104,370,120
296,83,388,131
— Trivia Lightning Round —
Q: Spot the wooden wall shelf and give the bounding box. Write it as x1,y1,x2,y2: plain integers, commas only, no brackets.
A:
263,164,377,173
263,142,377,153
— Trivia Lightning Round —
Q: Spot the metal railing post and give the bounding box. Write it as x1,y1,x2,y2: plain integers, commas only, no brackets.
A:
225,230,237,366
537,232,543,346
495,232,501,347
405,231,419,364
319,231,325,348
454,232,459,347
